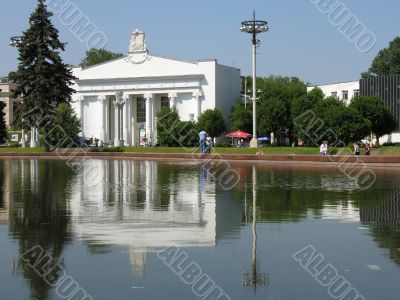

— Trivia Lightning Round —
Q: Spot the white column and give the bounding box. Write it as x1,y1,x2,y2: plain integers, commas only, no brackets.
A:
120,102,124,145
151,96,157,143
123,94,130,146
168,92,177,108
193,91,203,120
30,127,37,148
35,128,38,144
98,95,107,143
145,93,153,145
78,96,84,137
114,92,121,146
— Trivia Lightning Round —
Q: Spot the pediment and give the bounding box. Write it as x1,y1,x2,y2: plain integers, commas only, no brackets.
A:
75,55,206,81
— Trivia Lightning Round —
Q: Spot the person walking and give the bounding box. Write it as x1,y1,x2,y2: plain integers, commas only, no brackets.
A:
320,141,328,155
364,143,370,156
353,143,360,155
199,129,207,153
205,136,212,154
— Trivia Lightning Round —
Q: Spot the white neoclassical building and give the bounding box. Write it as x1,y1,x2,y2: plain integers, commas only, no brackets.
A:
71,30,240,146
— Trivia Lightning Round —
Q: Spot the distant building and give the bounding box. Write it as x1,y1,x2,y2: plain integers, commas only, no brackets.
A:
71,29,241,146
360,74,400,131
307,80,360,106
308,76,400,143
0,82,21,127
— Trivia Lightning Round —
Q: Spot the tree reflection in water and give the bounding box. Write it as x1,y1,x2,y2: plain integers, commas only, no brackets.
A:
7,159,74,300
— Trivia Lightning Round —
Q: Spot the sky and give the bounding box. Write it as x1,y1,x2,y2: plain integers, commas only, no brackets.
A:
1,0,399,85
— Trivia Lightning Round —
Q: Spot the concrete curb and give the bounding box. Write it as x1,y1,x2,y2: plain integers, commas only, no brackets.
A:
1,151,400,166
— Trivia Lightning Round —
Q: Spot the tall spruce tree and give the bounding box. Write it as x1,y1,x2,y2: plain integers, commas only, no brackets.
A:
11,0,76,151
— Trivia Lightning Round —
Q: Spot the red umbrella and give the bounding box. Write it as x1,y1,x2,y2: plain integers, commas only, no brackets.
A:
226,130,252,139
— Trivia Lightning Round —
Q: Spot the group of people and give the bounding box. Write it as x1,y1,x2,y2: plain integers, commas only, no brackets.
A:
353,142,370,156
320,141,371,156
198,130,213,154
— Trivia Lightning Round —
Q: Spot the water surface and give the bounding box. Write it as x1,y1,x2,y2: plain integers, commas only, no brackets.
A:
0,159,399,300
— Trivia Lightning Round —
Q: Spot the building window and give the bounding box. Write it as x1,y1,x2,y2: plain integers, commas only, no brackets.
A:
161,96,169,108
136,98,146,123
342,90,348,101
353,89,360,97
331,91,337,98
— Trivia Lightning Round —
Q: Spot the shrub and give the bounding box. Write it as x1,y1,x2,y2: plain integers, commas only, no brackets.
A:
88,147,124,153
7,142,21,148
214,140,232,148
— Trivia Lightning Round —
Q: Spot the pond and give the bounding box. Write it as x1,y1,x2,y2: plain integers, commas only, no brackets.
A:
0,159,399,300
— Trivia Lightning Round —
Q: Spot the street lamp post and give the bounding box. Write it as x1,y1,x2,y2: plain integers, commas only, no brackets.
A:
242,165,269,290
9,36,28,148
241,11,268,148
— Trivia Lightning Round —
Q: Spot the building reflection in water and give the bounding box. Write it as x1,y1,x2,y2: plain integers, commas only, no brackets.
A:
69,159,217,278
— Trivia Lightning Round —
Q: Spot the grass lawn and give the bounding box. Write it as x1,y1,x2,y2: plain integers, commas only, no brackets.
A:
375,146,400,156
0,146,399,156
0,147,45,153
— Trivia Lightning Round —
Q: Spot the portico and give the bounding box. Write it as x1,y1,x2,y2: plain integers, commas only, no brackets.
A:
71,29,240,146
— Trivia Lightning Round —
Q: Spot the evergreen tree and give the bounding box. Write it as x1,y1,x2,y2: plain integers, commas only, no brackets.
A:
0,102,7,144
11,0,76,152
47,103,81,149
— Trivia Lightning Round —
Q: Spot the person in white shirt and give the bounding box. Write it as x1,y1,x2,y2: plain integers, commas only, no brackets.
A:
320,141,328,155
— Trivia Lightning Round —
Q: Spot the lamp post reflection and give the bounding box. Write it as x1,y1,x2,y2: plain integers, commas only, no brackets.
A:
242,165,269,292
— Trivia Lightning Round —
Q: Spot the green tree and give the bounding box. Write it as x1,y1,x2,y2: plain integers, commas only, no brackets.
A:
156,107,181,147
316,97,370,145
291,88,324,145
47,103,81,149
80,48,124,68
197,109,226,138
258,97,288,141
11,0,76,152
362,36,400,77
230,99,252,133
0,101,7,144
156,107,198,147
257,76,307,143
10,107,30,131
178,121,197,147
350,96,397,144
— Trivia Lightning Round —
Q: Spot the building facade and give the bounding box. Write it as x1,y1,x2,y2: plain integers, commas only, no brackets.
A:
360,74,400,131
307,80,360,105
0,81,21,127
71,30,240,146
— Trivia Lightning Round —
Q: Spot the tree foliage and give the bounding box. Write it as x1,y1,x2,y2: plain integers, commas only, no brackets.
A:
0,102,7,144
196,108,226,138
257,76,308,144
230,99,252,133
156,107,197,147
47,103,81,148
258,97,288,136
233,76,398,146
362,36,400,77
10,0,76,152
349,96,397,143
156,107,181,147
79,48,124,68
